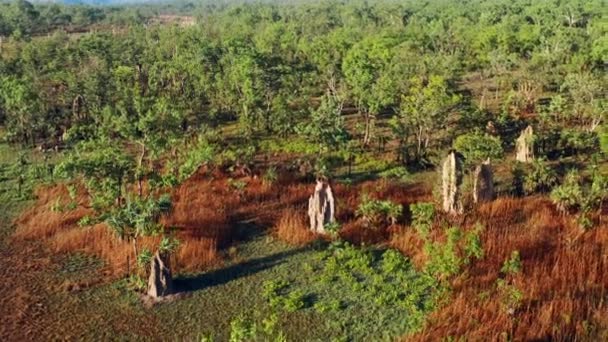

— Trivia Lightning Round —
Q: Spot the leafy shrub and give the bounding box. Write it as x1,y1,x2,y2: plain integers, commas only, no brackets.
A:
228,312,286,342
497,250,523,314
137,248,153,268
501,250,522,275
262,280,306,312
524,159,557,194
356,194,402,229
551,170,607,229
314,298,342,313
558,129,599,156
550,171,583,214
424,227,463,280
77,215,95,227
464,223,485,262
228,178,247,193
262,166,278,185
378,166,411,183
424,226,484,280
600,125,608,155
410,202,435,238
453,131,503,166
324,221,342,238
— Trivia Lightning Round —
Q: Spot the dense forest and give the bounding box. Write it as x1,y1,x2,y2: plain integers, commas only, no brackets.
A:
0,0,607,340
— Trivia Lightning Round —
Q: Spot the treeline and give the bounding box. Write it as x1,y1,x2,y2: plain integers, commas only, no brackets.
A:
0,0,156,37
0,0,605,168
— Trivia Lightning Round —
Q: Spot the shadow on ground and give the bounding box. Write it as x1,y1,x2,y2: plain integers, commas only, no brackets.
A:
174,246,308,293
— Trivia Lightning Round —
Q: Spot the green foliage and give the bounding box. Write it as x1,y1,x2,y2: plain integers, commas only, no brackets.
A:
262,166,278,185
77,215,95,227
105,195,171,242
501,251,522,275
391,75,460,165
323,221,342,238
262,280,306,313
56,139,135,210
159,237,180,254
497,250,524,314
496,278,524,314
314,241,442,333
136,248,153,268
356,194,402,229
425,226,484,280
410,202,435,238
424,227,464,280
523,159,557,194
228,179,247,193
452,131,503,166
297,92,350,152
178,136,215,182
600,126,608,155
464,224,485,262
378,166,411,184
550,171,584,214
551,169,607,229
314,299,342,313
228,312,286,342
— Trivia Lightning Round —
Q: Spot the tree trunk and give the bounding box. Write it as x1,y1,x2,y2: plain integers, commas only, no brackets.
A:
132,238,139,269
138,143,146,198
363,112,373,146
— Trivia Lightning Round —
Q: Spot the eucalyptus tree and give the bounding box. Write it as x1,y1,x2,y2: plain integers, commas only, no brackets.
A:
391,75,460,166
343,36,397,146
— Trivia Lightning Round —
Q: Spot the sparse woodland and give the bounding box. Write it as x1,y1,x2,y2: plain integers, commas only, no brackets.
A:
0,0,607,340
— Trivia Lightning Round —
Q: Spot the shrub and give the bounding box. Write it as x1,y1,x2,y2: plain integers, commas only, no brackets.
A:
524,159,557,194
262,166,278,185
464,223,485,262
378,166,411,183
424,227,463,280
551,169,607,229
424,226,484,279
550,171,583,214
600,125,608,154
501,250,522,275
356,194,402,230
410,203,435,238
453,131,503,166
497,250,524,314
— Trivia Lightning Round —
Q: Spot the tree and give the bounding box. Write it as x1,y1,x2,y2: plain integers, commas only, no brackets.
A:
56,139,135,210
298,91,350,153
106,195,171,266
453,131,503,167
391,75,460,166
343,36,396,146
560,72,605,132
0,76,41,145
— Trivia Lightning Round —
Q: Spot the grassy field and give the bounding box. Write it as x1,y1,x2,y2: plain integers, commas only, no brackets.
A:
0,141,441,341
2,137,608,341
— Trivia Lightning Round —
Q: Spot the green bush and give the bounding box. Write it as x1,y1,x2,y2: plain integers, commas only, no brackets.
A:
410,203,435,238
378,166,411,183
501,251,522,275
524,159,557,194
424,226,484,279
550,171,583,214
453,131,503,166
356,194,402,229
262,166,278,185
551,169,607,229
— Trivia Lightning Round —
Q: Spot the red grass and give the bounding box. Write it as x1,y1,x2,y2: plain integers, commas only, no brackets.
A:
175,238,219,272
274,208,316,246
408,196,608,341
13,169,608,340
